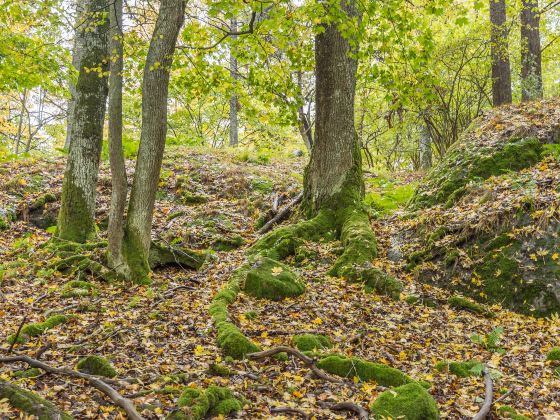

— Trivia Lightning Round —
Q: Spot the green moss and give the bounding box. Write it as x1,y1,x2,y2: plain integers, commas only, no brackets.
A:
435,360,483,377
148,241,207,270
76,355,117,378
243,256,305,301
244,310,258,320
8,315,69,344
444,249,460,266
207,363,233,377
485,233,514,251
405,295,437,308
215,321,260,359
448,295,495,317
316,355,414,387
212,234,245,251
57,181,95,243
122,227,151,284
293,334,332,352
175,385,241,420
29,193,57,211
364,178,417,215
250,177,274,193
498,405,531,420
546,347,560,361
13,368,42,378
370,382,439,420
427,226,447,246
167,211,186,221
0,381,73,419
406,250,430,271
61,280,97,298
181,191,208,205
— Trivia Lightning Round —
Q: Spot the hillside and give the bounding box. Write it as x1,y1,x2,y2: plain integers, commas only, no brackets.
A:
1,138,559,419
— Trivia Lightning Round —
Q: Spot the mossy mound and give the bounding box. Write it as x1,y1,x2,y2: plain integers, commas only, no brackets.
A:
180,191,208,205
292,334,332,352
211,234,245,251
546,347,560,361
435,360,483,377
61,280,97,298
370,382,439,420
0,207,16,231
316,355,415,387
498,405,531,420
76,356,117,378
148,241,207,270
13,368,42,378
171,385,242,419
207,363,233,377
448,295,495,318
0,381,73,419
243,256,305,301
7,315,69,344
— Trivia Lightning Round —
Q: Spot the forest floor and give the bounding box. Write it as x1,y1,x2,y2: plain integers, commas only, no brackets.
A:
0,147,559,419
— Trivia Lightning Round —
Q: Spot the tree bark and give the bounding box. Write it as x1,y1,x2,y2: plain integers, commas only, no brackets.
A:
229,16,239,147
419,121,432,170
121,0,185,282
65,1,86,150
303,0,362,216
57,0,109,242
297,71,313,152
107,0,127,271
489,0,512,106
520,0,543,101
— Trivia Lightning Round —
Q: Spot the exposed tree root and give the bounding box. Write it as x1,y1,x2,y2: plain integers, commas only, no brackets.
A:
0,380,73,419
0,355,144,420
270,406,310,418
248,346,343,383
473,366,493,420
331,401,369,420
258,191,303,234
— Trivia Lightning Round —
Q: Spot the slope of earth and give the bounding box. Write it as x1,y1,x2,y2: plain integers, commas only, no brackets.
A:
1,146,559,419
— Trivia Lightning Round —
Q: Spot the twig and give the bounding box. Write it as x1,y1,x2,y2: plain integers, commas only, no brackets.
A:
331,402,369,420
34,343,52,360
248,346,343,383
270,407,310,418
0,355,144,420
246,329,322,337
7,316,28,353
473,366,493,420
493,389,512,404
258,191,303,234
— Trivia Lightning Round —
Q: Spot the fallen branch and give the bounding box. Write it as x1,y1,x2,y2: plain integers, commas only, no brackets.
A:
248,346,343,383
270,406,310,418
258,191,303,234
331,402,369,420
473,366,493,420
7,316,27,353
246,329,323,337
0,354,144,420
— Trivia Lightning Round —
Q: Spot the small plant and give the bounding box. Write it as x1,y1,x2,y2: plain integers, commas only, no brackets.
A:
470,326,505,354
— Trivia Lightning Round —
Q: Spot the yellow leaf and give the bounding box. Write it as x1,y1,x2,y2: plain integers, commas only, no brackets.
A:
194,345,205,356
292,390,304,398
552,253,559,261
353,376,359,383
311,317,323,325
271,266,283,276
398,351,407,361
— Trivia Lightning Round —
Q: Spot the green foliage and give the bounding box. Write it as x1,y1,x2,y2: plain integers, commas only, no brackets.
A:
546,347,560,361
292,334,332,352
370,382,440,420
76,356,117,378
470,327,505,354
365,177,417,215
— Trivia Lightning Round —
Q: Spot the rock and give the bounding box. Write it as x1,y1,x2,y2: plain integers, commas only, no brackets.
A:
293,149,304,157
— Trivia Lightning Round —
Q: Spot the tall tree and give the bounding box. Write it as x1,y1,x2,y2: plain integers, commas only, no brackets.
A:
120,0,185,282
520,0,543,101
57,0,109,242
489,0,512,106
229,16,239,147
107,0,127,270
303,0,362,215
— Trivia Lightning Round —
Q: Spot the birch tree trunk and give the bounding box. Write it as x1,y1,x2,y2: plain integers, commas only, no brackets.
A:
121,0,185,282
57,0,109,242
419,122,432,170
229,16,239,147
107,0,127,271
520,0,543,101
489,0,512,106
303,0,362,216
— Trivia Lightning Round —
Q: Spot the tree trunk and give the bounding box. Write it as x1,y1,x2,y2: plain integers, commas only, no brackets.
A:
303,0,362,216
65,1,85,150
520,0,543,101
14,88,27,156
297,71,313,152
419,122,432,170
489,0,512,106
107,0,127,271
229,16,239,147
57,0,109,243
121,0,185,282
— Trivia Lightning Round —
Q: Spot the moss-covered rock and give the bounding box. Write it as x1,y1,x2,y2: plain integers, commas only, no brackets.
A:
546,347,560,361
173,385,242,420
215,321,260,359
76,355,117,378
448,295,495,318
370,382,439,420
29,193,57,211
211,234,245,251
7,315,69,344
61,280,97,298
292,334,332,352
435,360,483,377
207,363,233,377
316,355,414,387
243,256,305,301
0,381,73,419
148,241,207,270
